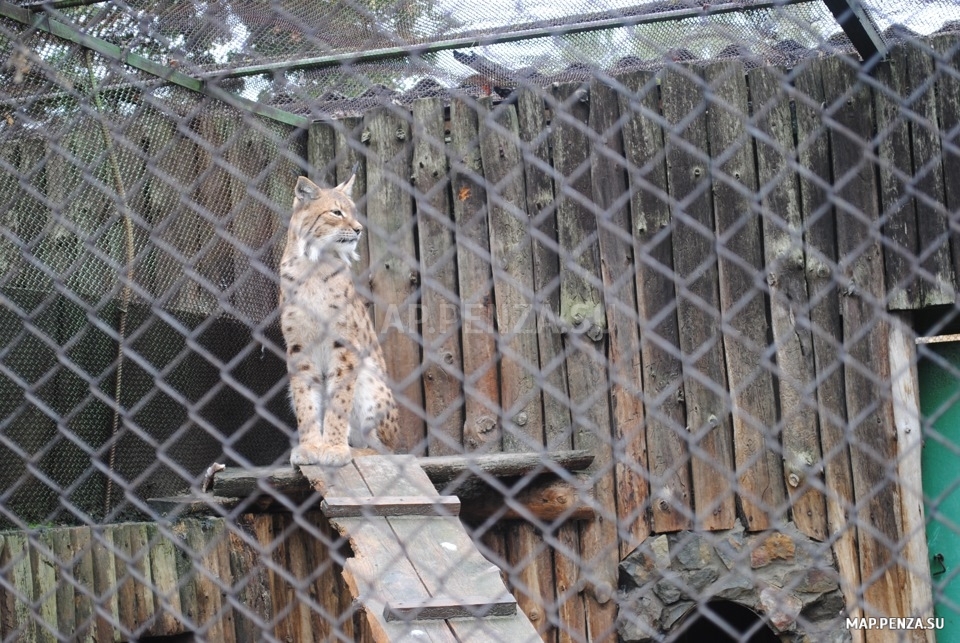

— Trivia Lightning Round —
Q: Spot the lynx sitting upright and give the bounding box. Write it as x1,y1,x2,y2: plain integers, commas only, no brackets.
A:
280,174,399,467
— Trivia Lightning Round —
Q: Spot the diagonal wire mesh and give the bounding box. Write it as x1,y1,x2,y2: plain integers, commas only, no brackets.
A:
0,0,959,641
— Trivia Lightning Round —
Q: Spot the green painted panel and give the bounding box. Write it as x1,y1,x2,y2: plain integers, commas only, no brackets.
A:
920,341,960,640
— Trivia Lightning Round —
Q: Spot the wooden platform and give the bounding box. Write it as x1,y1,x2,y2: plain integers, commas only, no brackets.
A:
301,455,542,642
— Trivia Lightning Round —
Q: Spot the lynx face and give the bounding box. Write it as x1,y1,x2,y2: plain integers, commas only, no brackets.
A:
289,175,362,264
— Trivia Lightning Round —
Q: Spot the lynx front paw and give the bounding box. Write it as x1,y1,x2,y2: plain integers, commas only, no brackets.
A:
290,443,352,468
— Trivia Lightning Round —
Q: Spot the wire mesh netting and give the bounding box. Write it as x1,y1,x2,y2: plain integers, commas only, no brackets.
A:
1,0,960,641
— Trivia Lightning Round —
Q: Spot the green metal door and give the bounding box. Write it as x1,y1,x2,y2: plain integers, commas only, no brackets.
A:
920,340,960,640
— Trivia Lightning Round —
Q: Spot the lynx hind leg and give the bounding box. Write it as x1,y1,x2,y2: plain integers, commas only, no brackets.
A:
351,363,400,452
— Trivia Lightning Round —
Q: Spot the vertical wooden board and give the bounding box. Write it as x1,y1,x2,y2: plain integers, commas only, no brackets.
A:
146,523,183,636
503,525,556,641
589,77,650,554
70,527,98,642
112,525,137,634
794,62,861,632
550,80,618,638
30,532,58,643
516,86,572,451
282,518,315,642
477,97,543,451
618,69,692,533
412,97,464,456
875,44,922,310
932,35,960,288
183,519,231,643
660,66,737,531
304,513,340,639
904,43,954,307
822,56,906,625
448,98,500,451
705,61,786,531
228,515,274,641
362,107,425,453
553,525,587,643
129,524,157,634
748,65,827,541
50,528,77,641
91,526,121,643
308,121,339,187
2,532,36,641
334,117,371,274
269,514,295,643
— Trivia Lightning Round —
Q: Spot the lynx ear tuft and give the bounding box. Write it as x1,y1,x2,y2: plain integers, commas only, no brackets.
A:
335,172,357,196
295,176,322,204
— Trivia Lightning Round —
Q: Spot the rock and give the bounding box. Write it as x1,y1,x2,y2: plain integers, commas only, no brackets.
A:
618,588,665,642
794,568,840,594
654,574,683,604
661,600,696,630
716,521,747,570
673,533,714,570
712,571,756,604
751,533,796,568
800,590,846,622
759,587,803,631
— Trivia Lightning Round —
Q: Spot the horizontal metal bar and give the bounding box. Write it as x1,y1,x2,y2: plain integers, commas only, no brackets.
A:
200,0,818,80
0,1,309,128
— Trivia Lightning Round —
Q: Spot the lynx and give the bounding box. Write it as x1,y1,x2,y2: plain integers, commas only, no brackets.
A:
279,174,399,467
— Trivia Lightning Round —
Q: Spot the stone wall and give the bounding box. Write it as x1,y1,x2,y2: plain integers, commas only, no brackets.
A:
617,521,850,642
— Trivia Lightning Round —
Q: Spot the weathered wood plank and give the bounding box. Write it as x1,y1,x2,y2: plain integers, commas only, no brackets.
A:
184,519,234,643
228,514,274,642
477,97,543,451
888,314,935,642
448,98,500,450
517,85,571,456
706,61,786,532
210,450,594,499
412,97,463,456
50,528,77,641
618,68,692,534
30,532,58,643
363,107,425,453
932,35,960,290
69,527,98,643
589,76,650,554
2,532,36,641
384,594,516,621
876,42,955,310
284,516,316,641
146,524,183,637
749,64,827,541
477,95,558,640
551,80,618,640
91,526,121,643
905,43,955,308
307,121,339,187
822,55,906,628
320,494,461,517
875,44,922,311
352,456,540,642
660,66,736,531
311,461,459,642
334,117,371,272
794,60,862,637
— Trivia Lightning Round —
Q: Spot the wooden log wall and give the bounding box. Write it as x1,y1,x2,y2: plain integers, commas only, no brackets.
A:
305,35,960,640
0,514,368,642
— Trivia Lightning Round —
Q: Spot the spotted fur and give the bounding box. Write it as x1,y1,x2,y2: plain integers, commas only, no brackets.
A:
279,175,399,467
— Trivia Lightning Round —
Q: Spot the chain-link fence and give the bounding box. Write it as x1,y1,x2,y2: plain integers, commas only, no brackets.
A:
0,0,959,641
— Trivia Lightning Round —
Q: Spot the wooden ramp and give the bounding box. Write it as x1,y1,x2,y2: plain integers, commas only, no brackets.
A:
301,455,541,642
